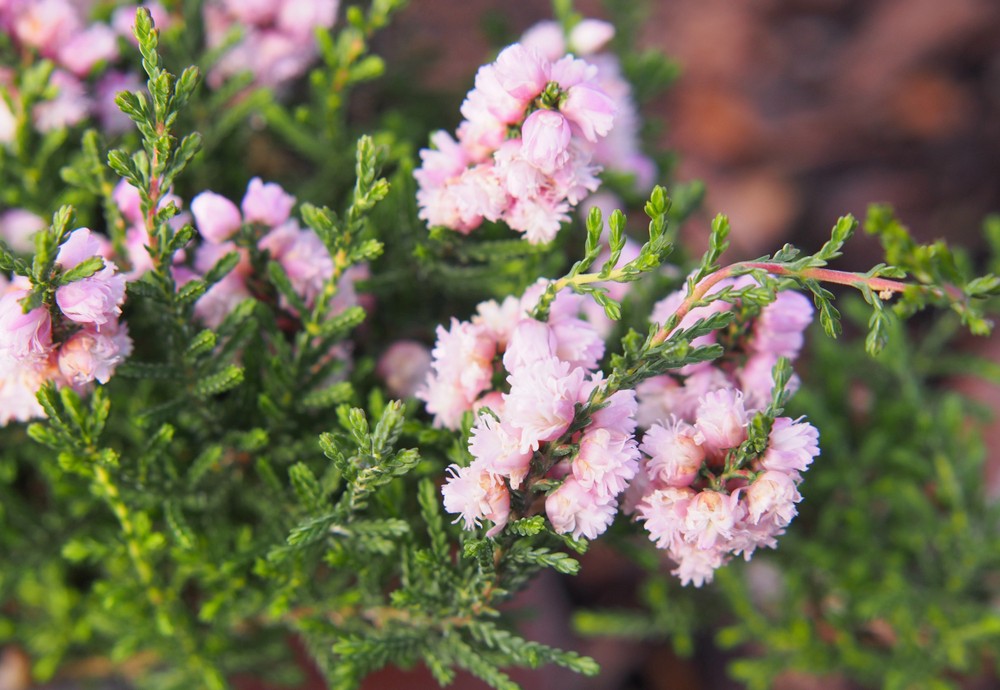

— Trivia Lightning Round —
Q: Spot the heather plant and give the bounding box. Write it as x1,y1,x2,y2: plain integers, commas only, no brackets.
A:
1,2,998,690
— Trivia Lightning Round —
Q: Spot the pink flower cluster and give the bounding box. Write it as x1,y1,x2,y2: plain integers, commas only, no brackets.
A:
184,177,365,330
415,40,618,244
0,229,131,425
204,0,340,89
520,19,656,192
0,2,161,139
430,285,639,539
637,276,816,424
621,280,819,585
629,392,819,587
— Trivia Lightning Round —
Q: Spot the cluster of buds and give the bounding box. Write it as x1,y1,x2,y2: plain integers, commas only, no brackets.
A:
426,269,822,585
181,178,364,330
0,228,131,425
415,40,617,243
426,284,641,538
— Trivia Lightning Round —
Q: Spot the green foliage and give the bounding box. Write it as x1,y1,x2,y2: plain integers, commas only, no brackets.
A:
3,2,999,690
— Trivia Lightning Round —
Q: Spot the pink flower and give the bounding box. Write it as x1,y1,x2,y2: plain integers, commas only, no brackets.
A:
0,358,51,425
94,70,143,135
520,109,572,173
33,71,90,132
222,0,280,25
560,84,616,142
57,24,119,77
569,19,615,55
759,417,820,477
504,356,585,453
193,272,252,329
501,319,557,373
636,486,695,550
753,290,814,358
493,44,550,101
545,475,617,540
13,0,80,51
640,418,706,488
0,284,52,363
746,470,801,526
55,266,127,327
376,341,432,399
520,21,565,61
695,388,748,455
472,296,523,348
682,489,743,550
57,324,132,387
441,460,511,537
469,413,533,490
276,0,339,38
113,180,143,225
670,542,726,588
571,427,639,498
55,228,110,270
0,209,45,253
241,177,296,227
192,191,243,243
589,388,638,437
418,319,496,429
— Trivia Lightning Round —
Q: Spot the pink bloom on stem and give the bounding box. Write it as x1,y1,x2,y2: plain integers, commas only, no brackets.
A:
493,44,550,101
441,460,511,537
520,109,571,173
193,272,251,329
519,21,565,61
560,84,616,142
682,489,743,550
571,427,639,498
746,470,801,526
55,228,111,269
589,388,638,437
670,542,727,588
55,266,126,327
504,356,585,453
0,358,51,425
753,290,815,358
469,412,533,489
472,295,523,348
695,388,748,455
241,177,296,227
636,486,695,550
501,319,557,374
221,0,279,25
13,0,80,52
545,475,617,540
759,417,820,477
0,285,52,363
192,191,243,243
57,324,133,387
640,418,706,488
